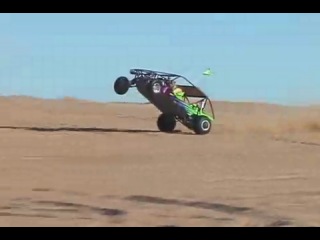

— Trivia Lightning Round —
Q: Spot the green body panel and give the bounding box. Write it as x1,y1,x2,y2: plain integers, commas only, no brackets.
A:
185,103,214,121
172,91,214,122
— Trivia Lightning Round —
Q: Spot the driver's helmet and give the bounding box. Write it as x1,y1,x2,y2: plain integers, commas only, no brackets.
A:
173,87,185,101
173,87,183,95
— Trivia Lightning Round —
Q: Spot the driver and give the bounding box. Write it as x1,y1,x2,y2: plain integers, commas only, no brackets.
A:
168,80,201,113
169,80,186,101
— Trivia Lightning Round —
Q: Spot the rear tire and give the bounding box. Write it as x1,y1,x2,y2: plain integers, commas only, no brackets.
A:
193,116,211,135
114,76,130,95
157,113,176,132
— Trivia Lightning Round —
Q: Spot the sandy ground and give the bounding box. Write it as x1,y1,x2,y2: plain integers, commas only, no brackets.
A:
0,96,319,227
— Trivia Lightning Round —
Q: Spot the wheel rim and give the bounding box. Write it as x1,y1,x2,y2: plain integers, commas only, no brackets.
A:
152,83,161,93
201,120,210,131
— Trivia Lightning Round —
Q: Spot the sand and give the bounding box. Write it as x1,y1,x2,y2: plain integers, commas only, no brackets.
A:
0,96,319,226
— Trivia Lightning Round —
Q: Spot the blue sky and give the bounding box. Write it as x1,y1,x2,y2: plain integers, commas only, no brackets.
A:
0,13,319,105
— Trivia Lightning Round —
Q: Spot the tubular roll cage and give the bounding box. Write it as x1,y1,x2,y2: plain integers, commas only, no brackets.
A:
129,69,215,119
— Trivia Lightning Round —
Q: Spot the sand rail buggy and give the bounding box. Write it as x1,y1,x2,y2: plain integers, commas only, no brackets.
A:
114,69,215,135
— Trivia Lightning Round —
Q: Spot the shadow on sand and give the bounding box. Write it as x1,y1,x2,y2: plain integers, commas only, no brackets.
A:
0,126,193,135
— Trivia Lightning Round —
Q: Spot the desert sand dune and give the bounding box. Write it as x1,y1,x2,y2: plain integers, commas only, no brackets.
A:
0,96,319,226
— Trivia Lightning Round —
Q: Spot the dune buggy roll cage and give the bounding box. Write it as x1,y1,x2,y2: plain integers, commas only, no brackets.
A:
129,69,215,119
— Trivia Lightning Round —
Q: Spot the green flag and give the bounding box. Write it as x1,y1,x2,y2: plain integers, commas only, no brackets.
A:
202,68,213,76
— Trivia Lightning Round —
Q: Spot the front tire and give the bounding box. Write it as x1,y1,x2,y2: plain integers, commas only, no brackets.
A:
114,76,130,95
157,113,176,132
193,116,211,135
